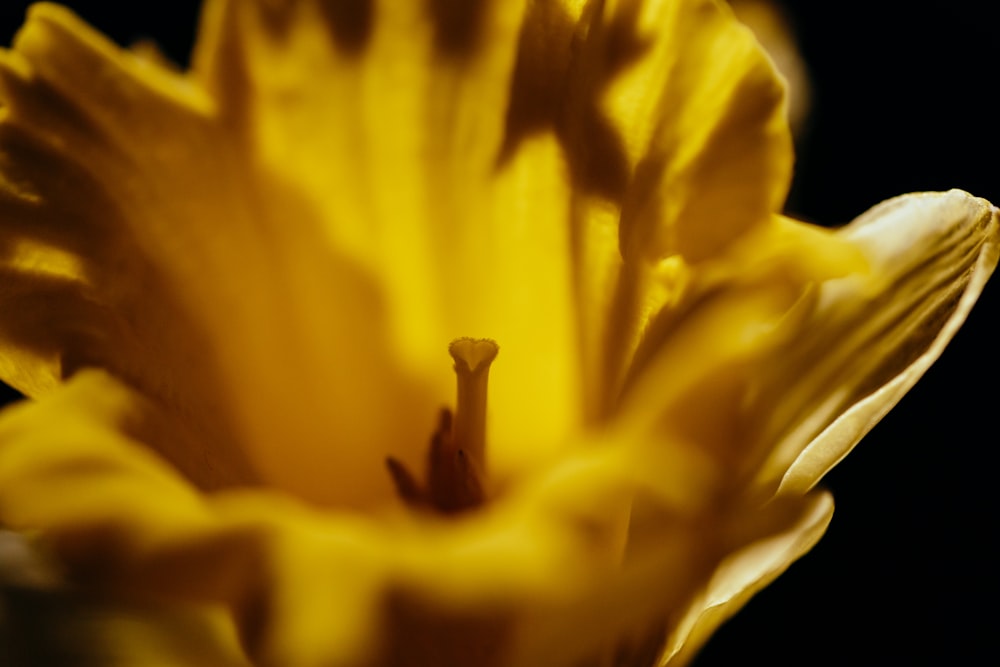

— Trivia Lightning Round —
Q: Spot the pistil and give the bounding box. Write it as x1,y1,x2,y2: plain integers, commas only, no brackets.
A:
387,338,499,514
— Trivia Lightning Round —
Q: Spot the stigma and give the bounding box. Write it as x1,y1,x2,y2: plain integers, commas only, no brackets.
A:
386,338,499,514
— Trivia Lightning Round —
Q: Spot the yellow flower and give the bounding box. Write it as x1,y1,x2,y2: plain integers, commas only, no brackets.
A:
0,1,995,666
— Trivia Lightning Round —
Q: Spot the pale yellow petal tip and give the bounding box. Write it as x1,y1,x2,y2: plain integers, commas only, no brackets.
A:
754,189,998,498
448,338,499,374
844,189,999,277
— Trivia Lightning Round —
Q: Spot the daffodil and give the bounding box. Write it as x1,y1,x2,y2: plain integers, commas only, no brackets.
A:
0,1,995,666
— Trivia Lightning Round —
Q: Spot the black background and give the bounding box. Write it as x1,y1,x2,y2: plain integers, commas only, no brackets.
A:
1,2,997,665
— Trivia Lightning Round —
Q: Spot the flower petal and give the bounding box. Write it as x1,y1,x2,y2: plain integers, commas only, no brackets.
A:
553,0,795,415
0,368,820,666
192,0,600,481
612,0,793,265
0,4,446,506
0,579,249,667
503,490,831,667
0,0,800,502
0,371,612,666
0,370,401,666
612,190,997,500
659,491,834,666
610,215,867,473
0,5,267,489
748,190,999,495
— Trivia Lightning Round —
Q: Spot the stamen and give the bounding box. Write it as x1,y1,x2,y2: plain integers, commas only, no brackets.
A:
386,338,499,514
448,337,499,474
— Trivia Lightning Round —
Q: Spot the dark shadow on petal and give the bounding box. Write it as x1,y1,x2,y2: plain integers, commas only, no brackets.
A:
318,0,374,56
0,123,121,264
602,0,651,75
427,0,488,59
0,583,248,667
611,619,668,667
382,589,514,667
498,1,573,154
253,0,298,36
619,150,667,262
255,0,374,56
499,0,651,203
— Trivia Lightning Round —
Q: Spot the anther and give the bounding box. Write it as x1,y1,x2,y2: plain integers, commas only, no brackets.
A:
386,338,499,514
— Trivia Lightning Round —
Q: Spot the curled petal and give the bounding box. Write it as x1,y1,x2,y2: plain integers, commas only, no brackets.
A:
614,191,997,497
748,190,999,495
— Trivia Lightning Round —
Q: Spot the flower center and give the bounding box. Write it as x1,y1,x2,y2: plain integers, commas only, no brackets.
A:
386,338,499,514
